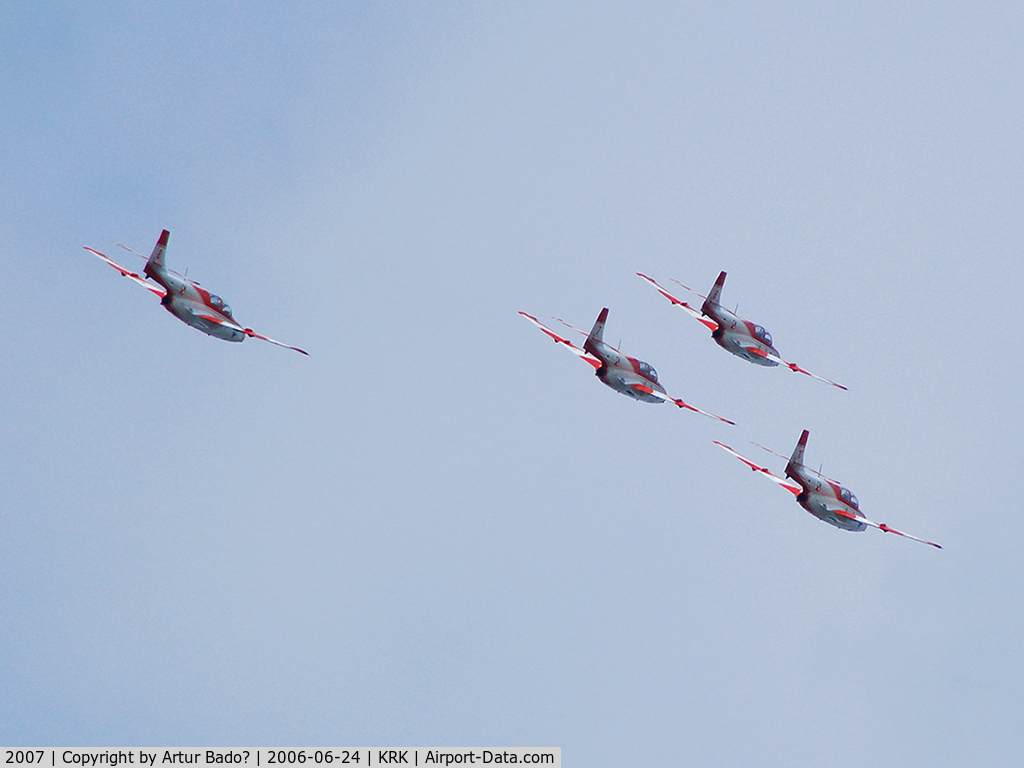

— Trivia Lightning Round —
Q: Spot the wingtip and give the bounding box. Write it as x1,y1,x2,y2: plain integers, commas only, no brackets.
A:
879,523,942,549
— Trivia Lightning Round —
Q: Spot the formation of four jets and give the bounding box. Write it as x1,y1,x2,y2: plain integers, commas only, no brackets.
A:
83,229,938,548
521,271,941,549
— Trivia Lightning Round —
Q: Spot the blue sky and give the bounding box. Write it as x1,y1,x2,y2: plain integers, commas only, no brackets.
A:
2,2,1022,764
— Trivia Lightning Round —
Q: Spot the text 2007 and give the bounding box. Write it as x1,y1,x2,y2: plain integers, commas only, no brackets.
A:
6,754,44,765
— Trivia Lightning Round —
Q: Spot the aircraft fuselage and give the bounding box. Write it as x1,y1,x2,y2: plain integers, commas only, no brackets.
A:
146,262,245,342
702,302,780,367
583,337,666,403
785,463,866,532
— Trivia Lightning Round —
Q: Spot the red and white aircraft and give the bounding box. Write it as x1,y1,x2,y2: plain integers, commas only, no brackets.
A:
519,308,734,424
714,431,940,548
84,230,308,355
637,271,845,389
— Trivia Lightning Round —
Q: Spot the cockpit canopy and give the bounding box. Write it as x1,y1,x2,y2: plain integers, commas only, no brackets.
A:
637,361,658,382
753,324,772,345
840,487,859,509
210,295,232,317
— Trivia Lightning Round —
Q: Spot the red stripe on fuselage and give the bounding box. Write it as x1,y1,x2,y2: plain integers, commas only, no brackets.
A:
163,279,235,324
793,474,861,520
182,282,232,320
626,356,657,384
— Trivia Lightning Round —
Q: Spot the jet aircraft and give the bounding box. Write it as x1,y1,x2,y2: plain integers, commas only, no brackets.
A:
519,308,734,424
84,230,308,355
637,271,845,389
714,431,940,548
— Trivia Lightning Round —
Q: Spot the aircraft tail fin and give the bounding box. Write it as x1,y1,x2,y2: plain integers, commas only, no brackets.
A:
704,271,727,308
787,430,809,470
587,307,608,345
583,307,609,358
144,229,170,278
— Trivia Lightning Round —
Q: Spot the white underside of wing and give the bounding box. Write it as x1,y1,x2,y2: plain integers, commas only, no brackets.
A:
644,388,735,424
84,246,166,297
520,311,602,368
637,273,718,331
843,511,941,548
763,350,847,390
243,328,309,355
714,441,802,495
191,307,308,355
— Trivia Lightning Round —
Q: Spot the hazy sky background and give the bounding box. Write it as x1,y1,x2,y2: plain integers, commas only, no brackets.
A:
2,2,1022,764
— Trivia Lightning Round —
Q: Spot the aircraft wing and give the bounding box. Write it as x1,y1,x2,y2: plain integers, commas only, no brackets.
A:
714,441,802,495
636,273,718,331
758,349,847,390
637,385,735,425
828,506,941,549
519,311,602,369
242,327,309,355
198,312,309,355
84,246,166,298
